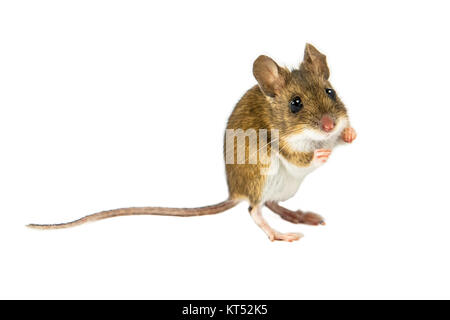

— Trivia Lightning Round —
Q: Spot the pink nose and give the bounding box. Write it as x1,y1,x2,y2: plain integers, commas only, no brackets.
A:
321,115,334,132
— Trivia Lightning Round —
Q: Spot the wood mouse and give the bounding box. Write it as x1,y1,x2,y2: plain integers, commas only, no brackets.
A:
28,43,356,242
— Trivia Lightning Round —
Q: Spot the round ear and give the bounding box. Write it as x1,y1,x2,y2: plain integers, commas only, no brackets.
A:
300,43,330,79
253,55,288,97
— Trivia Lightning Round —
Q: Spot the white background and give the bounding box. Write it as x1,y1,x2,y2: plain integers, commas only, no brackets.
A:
1,0,449,299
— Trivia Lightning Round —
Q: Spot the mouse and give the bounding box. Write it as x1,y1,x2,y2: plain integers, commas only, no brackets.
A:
28,43,356,242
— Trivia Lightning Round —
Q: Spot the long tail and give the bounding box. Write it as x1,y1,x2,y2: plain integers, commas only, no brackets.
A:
27,199,239,230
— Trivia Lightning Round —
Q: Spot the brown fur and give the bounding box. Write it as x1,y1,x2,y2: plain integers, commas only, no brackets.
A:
225,44,348,206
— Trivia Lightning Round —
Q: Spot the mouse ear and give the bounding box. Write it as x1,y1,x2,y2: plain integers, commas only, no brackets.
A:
253,55,288,97
300,43,330,79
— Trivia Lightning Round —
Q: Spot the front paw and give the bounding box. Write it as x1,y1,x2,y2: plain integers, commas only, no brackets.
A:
312,149,331,167
342,127,357,143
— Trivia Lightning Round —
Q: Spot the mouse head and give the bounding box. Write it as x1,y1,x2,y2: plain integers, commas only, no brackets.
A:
253,44,348,142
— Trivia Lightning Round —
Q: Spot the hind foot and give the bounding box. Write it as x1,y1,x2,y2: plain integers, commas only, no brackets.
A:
280,211,325,226
342,127,357,143
249,206,304,242
265,201,325,226
269,232,304,242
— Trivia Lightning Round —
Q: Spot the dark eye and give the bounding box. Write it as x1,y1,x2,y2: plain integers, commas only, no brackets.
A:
325,88,336,100
289,96,303,113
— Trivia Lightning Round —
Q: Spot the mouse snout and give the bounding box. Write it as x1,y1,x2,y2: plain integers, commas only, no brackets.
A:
320,115,335,132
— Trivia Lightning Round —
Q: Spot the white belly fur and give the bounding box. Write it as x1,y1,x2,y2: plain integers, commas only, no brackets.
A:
261,154,315,202
261,118,348,203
